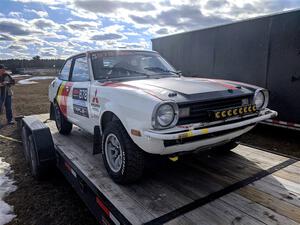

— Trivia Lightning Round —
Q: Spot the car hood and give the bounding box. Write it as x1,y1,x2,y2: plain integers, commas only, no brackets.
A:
101,77,254,102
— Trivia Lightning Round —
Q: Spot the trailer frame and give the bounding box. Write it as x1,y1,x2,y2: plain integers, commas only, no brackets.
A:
18,114,300,225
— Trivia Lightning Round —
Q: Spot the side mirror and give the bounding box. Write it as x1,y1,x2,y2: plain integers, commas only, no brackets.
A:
176,70,182,76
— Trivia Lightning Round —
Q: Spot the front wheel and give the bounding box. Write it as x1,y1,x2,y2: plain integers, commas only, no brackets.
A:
53,102,72,135
102,120,145,184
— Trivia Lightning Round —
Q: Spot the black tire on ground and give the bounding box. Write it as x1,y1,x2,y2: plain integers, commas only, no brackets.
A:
102,120,145,184
215,141,238,154
53,101,72,135
21,126,30,163
28,135,46,180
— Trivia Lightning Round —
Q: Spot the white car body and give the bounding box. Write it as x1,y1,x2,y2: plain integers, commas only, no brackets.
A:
49,50,277,155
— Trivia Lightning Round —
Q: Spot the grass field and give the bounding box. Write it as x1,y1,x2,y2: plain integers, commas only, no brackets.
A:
13,80,51,116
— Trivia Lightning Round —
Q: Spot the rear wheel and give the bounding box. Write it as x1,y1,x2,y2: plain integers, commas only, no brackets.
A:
102,120,145,184
54,102,72,135
28,135,45,180
21,126,30,163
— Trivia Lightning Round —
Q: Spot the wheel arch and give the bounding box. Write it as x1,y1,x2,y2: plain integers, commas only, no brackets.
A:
100,111,124,134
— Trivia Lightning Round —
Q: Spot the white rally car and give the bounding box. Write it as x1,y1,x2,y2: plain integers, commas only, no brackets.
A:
49,50,277,183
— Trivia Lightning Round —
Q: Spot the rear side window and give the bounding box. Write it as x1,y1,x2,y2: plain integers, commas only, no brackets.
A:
71,57,89,82
59,59,72,81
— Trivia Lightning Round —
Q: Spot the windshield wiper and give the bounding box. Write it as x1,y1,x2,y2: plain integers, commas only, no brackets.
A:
143,67,180,76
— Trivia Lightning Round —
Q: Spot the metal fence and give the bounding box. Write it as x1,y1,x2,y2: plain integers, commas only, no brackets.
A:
152,10,300,124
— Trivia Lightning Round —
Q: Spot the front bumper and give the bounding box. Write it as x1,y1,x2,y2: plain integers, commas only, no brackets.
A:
144,109,277,140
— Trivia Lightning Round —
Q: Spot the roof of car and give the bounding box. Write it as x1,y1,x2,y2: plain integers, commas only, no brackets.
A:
67,49,157,60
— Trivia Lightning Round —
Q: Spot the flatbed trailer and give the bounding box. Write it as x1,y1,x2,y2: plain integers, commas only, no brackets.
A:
20,114,300,225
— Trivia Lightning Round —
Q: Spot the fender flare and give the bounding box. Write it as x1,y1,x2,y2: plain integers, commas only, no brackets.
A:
99,102,130,135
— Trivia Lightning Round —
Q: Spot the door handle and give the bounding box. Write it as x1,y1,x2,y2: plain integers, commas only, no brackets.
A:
291,75,300,82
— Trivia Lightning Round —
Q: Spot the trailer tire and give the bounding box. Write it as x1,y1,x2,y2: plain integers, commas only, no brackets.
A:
21,126,30,163
54,101,72,135
28,135,46,180
102,120,144,184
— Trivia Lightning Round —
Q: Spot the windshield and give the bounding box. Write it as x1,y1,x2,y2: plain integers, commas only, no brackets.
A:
91,51,177,80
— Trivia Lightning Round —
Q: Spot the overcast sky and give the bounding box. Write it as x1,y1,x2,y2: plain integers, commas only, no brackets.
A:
0,0,299,59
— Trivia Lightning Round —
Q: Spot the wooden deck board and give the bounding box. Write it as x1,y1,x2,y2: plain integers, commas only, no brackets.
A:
166,197,267,225
249,179,300,208
32,114,300,225
237,186,300,223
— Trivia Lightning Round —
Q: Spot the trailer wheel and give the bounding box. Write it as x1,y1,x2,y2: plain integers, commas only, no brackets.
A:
54,102,72,135
28,135,47,180
102,120,145,184
21,126,30,163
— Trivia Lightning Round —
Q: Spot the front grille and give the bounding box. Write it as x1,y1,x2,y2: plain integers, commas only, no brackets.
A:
177,95,252,125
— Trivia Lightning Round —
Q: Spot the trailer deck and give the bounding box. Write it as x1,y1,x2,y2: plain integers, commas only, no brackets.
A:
32,114,300,225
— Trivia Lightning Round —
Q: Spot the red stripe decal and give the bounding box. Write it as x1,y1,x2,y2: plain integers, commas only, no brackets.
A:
212,80,237,90
96,196,110,216
201,78,238,90
58,82,73,116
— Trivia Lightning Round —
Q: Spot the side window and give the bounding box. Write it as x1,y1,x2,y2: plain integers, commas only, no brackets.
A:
59,59,72,80
71,57,89,82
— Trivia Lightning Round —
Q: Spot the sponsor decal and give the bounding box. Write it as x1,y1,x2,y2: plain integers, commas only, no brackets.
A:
73,99,87,107
56,81,73,116
91,51,134,60
73,88,88,101
72,88,89,117
91,89,100,107
73,104,89,118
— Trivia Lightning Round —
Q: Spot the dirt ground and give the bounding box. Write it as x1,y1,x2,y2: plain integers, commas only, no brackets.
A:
0,79,299,225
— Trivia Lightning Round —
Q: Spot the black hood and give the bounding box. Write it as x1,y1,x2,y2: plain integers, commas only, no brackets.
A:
121,77,254,102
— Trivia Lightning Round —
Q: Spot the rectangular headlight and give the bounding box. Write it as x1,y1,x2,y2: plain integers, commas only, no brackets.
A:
179,107,190,118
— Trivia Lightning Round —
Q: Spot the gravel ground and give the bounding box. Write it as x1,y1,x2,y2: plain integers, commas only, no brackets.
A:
0,78,299,225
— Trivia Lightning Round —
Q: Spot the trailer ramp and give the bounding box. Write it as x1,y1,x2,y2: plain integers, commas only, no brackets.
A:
35,114,300,225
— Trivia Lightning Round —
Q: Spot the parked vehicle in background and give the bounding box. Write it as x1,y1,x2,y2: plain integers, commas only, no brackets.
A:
48,50,277,183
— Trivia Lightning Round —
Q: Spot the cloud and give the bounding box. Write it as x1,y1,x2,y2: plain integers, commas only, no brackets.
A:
39,47,58,57
64,20,100,31
0,34,15,41
90,33,123,41
8,11,23,18
13,0,63,4
155,28,169,35
31,18,58,29
0,19,32,36
74,0,156,14
17,36,47,46
25,9,48,17
8,44,28,50
130,5,231,31
205,0,229,10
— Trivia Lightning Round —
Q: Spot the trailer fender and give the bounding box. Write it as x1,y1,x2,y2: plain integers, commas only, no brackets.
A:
22,116,56,179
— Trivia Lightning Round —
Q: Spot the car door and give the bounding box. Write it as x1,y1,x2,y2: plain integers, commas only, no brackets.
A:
68,55,92,132
54,58,73,119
